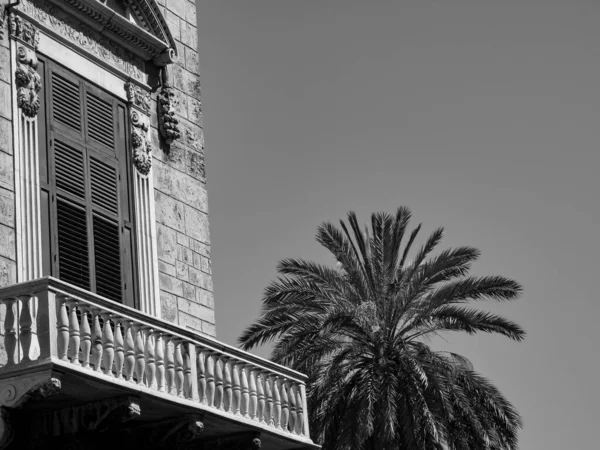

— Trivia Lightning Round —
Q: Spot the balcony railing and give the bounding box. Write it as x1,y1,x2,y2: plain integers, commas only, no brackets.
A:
0,277,313,446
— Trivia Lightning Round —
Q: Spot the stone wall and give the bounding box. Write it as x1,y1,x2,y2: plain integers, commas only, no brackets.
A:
152,0,216,336
0,24,16,289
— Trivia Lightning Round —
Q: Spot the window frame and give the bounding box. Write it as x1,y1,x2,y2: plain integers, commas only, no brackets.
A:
38,56,139,309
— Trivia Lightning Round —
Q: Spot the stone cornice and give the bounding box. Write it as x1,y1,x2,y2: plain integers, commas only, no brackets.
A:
16,0,174,61
15,0,147,82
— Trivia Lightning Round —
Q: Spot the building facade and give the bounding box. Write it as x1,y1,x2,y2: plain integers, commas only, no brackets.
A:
0,1,315,448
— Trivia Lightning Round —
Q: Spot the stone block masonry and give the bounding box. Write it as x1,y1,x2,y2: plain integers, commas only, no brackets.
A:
0,34,16,289
154,0,215,336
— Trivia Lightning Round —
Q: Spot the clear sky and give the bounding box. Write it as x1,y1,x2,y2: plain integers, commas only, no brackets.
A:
196,1,599,448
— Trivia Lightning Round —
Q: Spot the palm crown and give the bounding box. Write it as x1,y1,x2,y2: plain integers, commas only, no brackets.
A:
239,207,524,449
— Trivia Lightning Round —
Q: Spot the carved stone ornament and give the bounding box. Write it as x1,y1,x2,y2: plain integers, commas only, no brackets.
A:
9,14,42,118
130,109,152,175
8,12,40,47
155,49,181,146
126,82,151,114
0,373,61,449
157,85,180,145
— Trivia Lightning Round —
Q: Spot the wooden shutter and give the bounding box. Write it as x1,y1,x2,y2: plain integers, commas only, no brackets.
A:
51,71,82,133
86,91,115,149
44,61,135,306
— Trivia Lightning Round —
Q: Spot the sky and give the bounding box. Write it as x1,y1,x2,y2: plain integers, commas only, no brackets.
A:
196,1,600,448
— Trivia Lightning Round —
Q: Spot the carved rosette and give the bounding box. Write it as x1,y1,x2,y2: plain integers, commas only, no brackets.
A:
126,83,152,176
9,14,41,118
154,49,181,146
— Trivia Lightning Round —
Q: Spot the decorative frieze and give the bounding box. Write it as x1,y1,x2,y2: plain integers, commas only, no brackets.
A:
17,0,146,81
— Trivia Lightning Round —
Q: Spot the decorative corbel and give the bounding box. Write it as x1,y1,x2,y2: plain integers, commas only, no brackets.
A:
153,48,181,146
126,82,152,175
155,414,204,446
9,13,42,118
0,373,61,449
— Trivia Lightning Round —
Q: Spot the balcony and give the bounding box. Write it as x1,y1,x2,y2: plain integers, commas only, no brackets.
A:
0,277,317,450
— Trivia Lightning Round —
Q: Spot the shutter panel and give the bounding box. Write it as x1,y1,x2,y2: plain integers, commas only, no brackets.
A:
86,92,115,148
93,216,122,301
90,157,119,215
89,156,122,301
54,139,85,198
51,72,82,132
57,200,90,290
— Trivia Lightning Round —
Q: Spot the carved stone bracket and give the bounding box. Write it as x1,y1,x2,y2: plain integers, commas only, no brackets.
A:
0,372,61,449
126,83,152,175
9,13,42,118
154,49,180,146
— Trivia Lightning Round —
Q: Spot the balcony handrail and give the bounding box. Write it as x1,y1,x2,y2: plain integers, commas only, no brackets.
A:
0,276,307,382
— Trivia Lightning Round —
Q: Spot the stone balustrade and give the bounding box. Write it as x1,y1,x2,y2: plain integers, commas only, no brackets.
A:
0,277,311,441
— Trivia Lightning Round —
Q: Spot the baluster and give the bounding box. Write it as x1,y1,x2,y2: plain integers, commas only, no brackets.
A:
123,320,135,382
144,327,156,389
232,360,242,415
155,331,165,392
57,296,69,361
214,354,224,410
66,300,80,365
257,370,266,423
288,382,297,434
241,364,250,418
197,349,207,403
133,323,145,385
222,357,232,412
101,313,114,376
265,372,274,426
297,384,306,435
273,375,282,429
205,351,216,407
91,310,103,372
4,298,17,365
79,306,92,369
248,367,258,420
114,319,124,379
165,337,175,395
183,344,193,399
174,340,184,397
280,378,289,432
20,295,39,362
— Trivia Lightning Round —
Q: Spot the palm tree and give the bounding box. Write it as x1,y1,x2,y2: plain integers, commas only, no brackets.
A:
239,207,524,450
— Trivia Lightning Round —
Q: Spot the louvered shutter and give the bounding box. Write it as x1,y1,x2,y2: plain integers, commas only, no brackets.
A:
46,61,134,306
90,156,122,302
